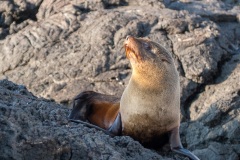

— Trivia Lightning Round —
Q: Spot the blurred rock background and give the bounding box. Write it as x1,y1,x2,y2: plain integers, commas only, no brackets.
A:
0,0,239,159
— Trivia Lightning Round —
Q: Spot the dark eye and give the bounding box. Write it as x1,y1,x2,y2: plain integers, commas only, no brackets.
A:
143,42,151,50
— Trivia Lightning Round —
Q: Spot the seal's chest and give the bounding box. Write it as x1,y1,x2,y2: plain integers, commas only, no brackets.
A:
122,113,170,144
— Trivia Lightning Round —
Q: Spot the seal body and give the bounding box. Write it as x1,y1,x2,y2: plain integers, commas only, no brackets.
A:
69,91,120,130
69,36,199,160
120,36,180,146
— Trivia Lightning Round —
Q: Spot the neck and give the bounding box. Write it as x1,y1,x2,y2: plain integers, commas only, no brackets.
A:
130,66,179,92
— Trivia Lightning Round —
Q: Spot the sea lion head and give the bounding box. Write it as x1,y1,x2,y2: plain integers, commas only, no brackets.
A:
124,36,178,85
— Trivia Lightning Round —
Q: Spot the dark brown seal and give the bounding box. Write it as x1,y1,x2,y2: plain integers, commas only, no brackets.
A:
69,36,199,160
68,91,121,135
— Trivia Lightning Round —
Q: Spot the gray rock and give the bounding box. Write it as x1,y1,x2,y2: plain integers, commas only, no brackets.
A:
0,79,166,160
0,0,240,159
0,0,42,39
184,54,240,159
167,0,240,22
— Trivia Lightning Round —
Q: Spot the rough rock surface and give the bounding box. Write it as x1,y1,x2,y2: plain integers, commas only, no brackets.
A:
0,79,166,160
0,0,240,159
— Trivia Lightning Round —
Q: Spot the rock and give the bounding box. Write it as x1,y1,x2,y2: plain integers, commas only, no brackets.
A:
0,0,240,159
167,0,240,22
0,79,167,160
0,0,42,39
0,1,237,105
180,54,240,159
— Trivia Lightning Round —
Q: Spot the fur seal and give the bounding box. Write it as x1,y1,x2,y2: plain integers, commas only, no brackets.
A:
121,36,181,146
121,36,199,160
69,36,199,160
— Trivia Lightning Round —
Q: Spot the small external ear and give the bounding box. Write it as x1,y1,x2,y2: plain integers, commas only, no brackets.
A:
143,42,151,50
159,53,171,64
161,57,171,64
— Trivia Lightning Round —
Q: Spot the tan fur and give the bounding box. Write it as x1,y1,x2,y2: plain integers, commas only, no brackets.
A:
88,101,119,129
120,36,180,145
69,36,199,159
69,91,120,130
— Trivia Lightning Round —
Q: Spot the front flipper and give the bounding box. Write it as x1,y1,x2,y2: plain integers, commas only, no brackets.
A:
170,126,200,160
108,113,122,136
